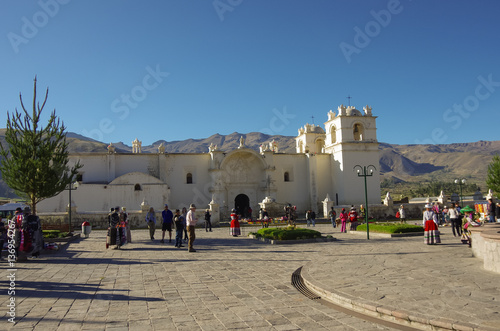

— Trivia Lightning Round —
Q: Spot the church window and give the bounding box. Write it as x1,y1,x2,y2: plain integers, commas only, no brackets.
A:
134,184,142,191
186,173,193,184
330,125,337,143
315,139,325,153
284,172,290,182
353,124,364,141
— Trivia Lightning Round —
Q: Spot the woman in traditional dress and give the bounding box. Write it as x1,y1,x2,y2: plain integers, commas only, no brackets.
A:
230,209,241,237
348,207,359,231
423,204,440,245
339,208,348,233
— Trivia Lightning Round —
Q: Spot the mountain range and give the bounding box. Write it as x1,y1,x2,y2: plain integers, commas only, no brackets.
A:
1,130,498,197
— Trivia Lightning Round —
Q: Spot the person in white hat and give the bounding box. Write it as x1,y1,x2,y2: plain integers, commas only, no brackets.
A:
186,204,198,252
423,204,440,245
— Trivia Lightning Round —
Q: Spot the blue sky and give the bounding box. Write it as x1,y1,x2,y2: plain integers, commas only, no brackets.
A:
1,0,499,146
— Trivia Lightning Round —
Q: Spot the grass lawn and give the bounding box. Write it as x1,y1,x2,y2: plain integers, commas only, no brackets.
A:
356,222,423,234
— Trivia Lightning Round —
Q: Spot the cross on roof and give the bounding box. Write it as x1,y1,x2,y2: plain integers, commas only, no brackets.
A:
346,95,352,106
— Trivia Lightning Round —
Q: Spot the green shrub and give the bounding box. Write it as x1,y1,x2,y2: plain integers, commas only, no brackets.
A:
43,230,60,238
356,223,423,234
256,227,322,240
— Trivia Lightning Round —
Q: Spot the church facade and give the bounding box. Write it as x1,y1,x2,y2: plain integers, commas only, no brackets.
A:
38,105,381,220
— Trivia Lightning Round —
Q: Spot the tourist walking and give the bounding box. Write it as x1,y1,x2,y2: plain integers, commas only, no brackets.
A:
122,207,131,243
448,203,461,237
118,207,127,246
398,205,406,224
186,204,197,252
311,210,316,227
161,204,173,243
145,207,156,241
328,207,336,228
173,209,185,248
109,207,120,249
339,208,348,233
348,207,359,231
305,210,312,227
423,204,440,245
181,207,188,242
204,209,212,232
230,209,241,236
487,198,496,223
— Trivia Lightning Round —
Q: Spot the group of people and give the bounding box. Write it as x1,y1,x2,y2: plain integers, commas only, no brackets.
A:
106,206,131,249
305,209,316,227
0,206,43,261
143,204,211,252
326,205,365,233
422,200,497,246
108,204,214,253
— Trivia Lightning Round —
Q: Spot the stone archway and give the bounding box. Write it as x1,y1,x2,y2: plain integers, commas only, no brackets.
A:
235,194,250,218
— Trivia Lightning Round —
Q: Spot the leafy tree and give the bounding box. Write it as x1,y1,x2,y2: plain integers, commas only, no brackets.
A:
0,77,82,215
486,155,500,194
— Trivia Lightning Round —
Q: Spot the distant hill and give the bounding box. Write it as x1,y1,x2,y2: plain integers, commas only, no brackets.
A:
0,129,498,198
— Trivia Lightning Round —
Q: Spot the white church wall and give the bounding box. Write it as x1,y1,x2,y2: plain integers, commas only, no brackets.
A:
314,154,334,211
72,154,110,183
114,154,159,179
164,154,212,211
273,154,309,212
334,144,380,205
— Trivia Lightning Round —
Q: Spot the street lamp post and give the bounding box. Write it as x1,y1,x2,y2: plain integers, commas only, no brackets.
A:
353,165,376,240
66,181,78,234
454,178,466,207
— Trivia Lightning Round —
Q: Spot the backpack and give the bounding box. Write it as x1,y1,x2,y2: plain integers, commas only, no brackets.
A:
396,211,400,218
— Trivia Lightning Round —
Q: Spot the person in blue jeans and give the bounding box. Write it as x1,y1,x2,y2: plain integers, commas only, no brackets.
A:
487,199,496,223
329,207,336,228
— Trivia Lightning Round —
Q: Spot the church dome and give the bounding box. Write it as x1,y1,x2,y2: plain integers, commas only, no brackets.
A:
346,107,362,116
304,124,325,134
310,125,325,134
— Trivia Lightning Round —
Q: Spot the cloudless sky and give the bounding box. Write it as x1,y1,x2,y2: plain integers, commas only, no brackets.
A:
1,0,499,146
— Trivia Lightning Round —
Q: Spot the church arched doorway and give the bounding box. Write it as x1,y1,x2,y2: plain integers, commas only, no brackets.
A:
234,194,250,218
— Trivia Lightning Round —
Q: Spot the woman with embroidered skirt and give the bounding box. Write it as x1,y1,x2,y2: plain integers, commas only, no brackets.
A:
423,204,440,244
230,209,241,237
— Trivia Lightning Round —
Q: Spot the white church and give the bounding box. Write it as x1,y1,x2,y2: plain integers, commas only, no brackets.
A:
38,104,381,221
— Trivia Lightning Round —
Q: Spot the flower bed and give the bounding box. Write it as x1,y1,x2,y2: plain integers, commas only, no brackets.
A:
251,226,322,240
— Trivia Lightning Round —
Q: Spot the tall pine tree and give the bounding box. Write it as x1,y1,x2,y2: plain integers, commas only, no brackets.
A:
0,77,82,215
486,155,500,195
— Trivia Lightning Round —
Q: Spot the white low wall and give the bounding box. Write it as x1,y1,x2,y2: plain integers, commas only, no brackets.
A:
38,209,212,230
470,224,500,274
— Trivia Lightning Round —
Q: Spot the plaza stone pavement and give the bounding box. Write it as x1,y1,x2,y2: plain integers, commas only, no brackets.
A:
303,225,500,331
0,225,497,331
